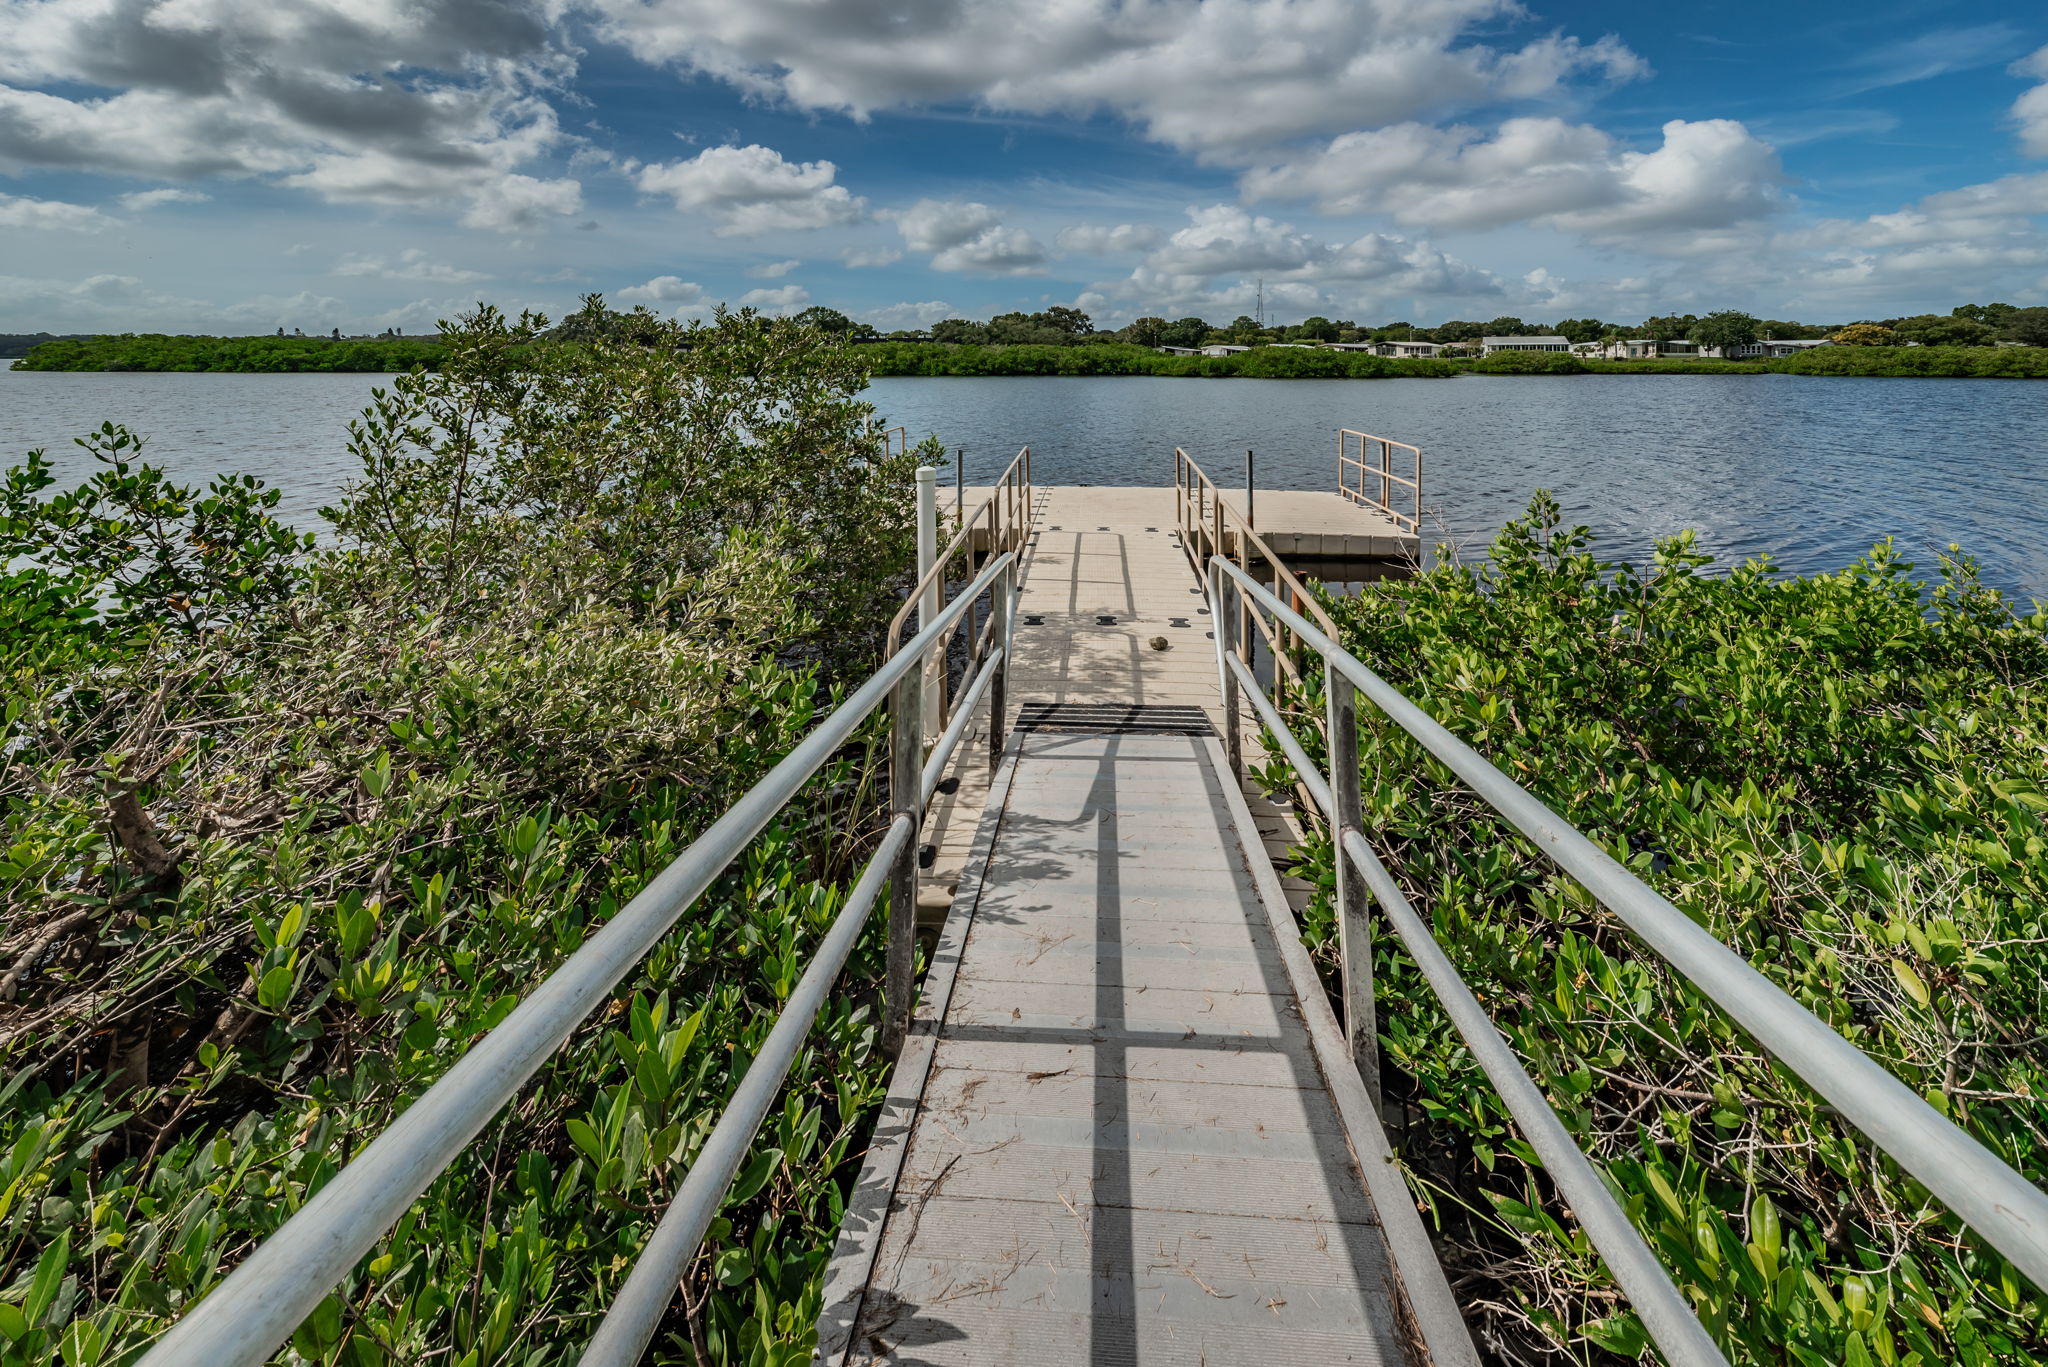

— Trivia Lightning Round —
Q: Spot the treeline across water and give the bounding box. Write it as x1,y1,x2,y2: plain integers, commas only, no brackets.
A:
18,327,2048,380
14,333,448,372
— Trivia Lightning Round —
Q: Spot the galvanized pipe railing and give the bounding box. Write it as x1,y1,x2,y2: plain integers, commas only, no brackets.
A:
889,445,1031,731
1336,428,1421,533
1207,555,2048,1366
1173,446,1335,732
138,551,1021,1367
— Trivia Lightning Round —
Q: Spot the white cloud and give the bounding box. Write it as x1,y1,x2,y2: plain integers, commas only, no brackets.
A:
2015,45,2048,157
890,199,1046,275
636,144,863,236
933,226,1046,275
616,274,705,303
1243,117,1784,246
0,0,583,231
892,199,999,252
738,283,810,313
1055,222,1162,254
584,0,1644,161
1095,204,1502,319
864,299,954,329
334,249,491,284
840,246,903,268
119,187,210,211
0,191,114,231
746,258,801,277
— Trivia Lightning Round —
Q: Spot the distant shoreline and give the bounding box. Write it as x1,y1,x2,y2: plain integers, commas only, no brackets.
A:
11,335,2047,379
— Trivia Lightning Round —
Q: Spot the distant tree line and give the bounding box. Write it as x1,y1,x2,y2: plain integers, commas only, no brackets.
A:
15,333,449,373
852,302,2048,351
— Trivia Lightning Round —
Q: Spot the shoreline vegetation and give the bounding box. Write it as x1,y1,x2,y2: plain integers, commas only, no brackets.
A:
1282,503,2048,1363
14,331,2048,378
0,303,928,1365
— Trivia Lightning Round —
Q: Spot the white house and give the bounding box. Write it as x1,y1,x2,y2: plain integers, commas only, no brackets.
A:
1199,344,1250,356
1729,339,1833,359
1481,335,1571,355
1328,340,1445,357
1156,346,1203,355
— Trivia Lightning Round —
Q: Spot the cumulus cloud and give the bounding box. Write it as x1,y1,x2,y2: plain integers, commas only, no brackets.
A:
1244,117,1784,246
839,246,902,267
1055,222,1162,254
636,144,863,235
119,187,210,211
890,199,1046,274
616,274,705,303
0,271,404,332
0,191,114,231
746,258,801,277
2014,45,2048,157
1095,204,1501,318
864,299,954,329
0,0,583,230
737,283,810,312
583,0,1644,161
334,249,491,284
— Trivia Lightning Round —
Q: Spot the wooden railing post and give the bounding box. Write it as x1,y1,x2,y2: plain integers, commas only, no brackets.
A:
1326,671,1380,1102
989,561,1011,774
884,670,923,1058
1213,563,1241,780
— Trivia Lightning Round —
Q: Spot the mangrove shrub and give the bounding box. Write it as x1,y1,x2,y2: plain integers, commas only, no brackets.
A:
0,305,924,1365
1272,496,2048,1365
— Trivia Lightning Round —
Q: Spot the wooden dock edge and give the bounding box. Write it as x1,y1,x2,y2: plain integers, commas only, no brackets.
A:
812,741,1025,1365
1203,736,1481,1367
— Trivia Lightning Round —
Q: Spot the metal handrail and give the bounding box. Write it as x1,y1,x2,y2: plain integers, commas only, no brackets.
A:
888,445,1031,658
1173,446,1334,735
1337,429,1421,533
1206,555,2048,1365
888,446,1030,738
139,551,1021,1367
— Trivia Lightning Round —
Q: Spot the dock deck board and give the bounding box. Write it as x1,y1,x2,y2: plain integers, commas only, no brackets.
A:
817,486,1442,1365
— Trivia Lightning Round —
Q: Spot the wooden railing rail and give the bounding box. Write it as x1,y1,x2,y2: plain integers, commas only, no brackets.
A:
887,445,1033,733
1337,429,1421,533
1173,447,1337,724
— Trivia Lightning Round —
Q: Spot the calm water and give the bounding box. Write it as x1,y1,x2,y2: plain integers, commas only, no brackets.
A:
4,362,2045,597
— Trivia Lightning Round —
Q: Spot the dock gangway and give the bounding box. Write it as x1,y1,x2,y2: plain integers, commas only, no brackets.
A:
129,444,2046,1366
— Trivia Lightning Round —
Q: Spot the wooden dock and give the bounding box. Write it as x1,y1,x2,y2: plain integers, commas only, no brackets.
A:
817,487,1463,1365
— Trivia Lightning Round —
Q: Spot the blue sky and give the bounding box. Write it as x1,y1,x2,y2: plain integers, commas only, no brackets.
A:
1,0,2044,333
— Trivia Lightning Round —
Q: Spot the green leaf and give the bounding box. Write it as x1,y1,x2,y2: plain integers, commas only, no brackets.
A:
714,1247,753,1286
1890,959,1931,1007
256,965,294,1011
565,1119,607,1165
27,1232,70,1325
0,1302,27,1342
724,1148,783,1208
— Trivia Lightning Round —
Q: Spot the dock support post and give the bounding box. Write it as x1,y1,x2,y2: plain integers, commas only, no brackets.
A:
1326,673,1381,1104
1212,562,1242,779
885,670,924,1058
915,466,941,738
989,561,1011,774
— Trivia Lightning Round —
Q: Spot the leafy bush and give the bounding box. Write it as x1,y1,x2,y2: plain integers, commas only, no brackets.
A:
0,424,312,633
0,305,923,1364
1467,351,1587,375
1579,358,1769,375
1768,345,2048,378
1268,496,2048,1365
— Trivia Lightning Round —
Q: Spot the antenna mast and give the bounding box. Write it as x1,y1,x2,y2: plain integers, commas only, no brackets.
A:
1255,279,1264,329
